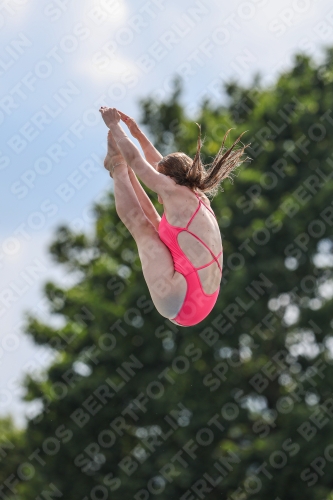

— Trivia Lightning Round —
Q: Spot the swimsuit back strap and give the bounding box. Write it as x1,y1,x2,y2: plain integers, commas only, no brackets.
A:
186,192,216,231
186,230,223,273
182,192,222,273
193,192,217,218
195,251,223,272
185,198,201,229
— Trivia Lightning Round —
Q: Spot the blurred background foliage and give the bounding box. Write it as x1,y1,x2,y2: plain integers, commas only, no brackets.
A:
1,48,333,499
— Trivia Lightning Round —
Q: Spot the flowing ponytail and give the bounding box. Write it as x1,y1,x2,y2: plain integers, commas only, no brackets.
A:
157,124,252,199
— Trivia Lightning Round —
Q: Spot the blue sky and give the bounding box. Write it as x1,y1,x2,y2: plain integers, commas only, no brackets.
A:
2,0,333,427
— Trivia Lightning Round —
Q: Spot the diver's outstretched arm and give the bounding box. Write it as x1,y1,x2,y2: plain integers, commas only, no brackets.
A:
117,110,163,169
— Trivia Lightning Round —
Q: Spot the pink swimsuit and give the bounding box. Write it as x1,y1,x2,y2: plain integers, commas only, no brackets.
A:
158,191,223,327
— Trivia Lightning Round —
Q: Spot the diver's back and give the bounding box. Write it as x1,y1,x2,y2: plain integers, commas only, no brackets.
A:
160,185,223,295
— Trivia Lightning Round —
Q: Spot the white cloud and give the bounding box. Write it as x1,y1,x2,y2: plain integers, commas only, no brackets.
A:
82,0,128,26
0,0,34,30
76,52,139,84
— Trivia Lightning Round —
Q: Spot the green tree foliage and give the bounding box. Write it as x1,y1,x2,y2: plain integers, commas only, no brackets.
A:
0,417,27,496
2,49,333,499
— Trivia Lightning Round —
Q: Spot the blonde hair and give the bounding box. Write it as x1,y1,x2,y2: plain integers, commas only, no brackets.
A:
157,125,252,199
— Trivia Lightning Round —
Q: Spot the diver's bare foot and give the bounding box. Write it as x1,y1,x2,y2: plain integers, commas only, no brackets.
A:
99,106,120,129
104,130,126,177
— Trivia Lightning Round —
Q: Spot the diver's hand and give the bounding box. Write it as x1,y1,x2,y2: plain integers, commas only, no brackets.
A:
118,110,141,139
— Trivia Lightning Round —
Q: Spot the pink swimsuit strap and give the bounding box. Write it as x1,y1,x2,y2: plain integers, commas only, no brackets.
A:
183,192,223,274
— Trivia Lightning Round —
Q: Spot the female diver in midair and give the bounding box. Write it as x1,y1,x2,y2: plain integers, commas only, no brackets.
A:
99,107,250,327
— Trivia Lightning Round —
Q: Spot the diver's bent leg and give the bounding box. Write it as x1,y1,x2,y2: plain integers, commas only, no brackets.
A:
127,167,161,231
112,163,150,240
112,165,187,318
